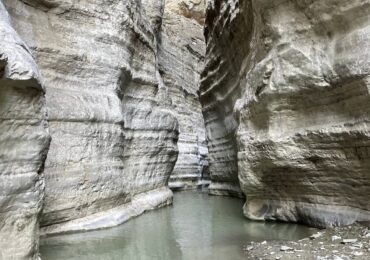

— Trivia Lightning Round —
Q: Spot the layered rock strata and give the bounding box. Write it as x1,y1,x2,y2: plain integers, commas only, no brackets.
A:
4,0,178,238
0,2,50,258
161,0,209,190
201,0,370,227
200,0,250,198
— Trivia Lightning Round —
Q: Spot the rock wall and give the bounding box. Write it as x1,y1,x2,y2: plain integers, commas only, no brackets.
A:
200,0,251,198
0,2,50,259
161,0,209,190
201,0,370,227
4,0,178,238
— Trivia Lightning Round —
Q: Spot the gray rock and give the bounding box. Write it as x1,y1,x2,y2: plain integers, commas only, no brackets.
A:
3,0,182,235
332,236,342,241
161,0,209,190
280,246,294,252
310,232,324,240
0,1,50,259
200,0,370,227
341,239,358,244
1,0,208,257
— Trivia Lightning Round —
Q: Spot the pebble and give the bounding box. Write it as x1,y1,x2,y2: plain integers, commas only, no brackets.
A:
341,239,358,244
310,232,323,240
352,243,363,249
332,235,342,241
245,245,254,251
280,246,293,252
352,251,363,256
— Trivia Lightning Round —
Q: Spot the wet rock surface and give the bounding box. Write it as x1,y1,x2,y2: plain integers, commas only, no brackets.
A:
245,223,370,260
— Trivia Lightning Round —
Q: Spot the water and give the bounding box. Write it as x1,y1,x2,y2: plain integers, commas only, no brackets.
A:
40,191,314,260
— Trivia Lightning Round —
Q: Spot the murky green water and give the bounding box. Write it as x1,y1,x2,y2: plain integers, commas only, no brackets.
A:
40,191,314,260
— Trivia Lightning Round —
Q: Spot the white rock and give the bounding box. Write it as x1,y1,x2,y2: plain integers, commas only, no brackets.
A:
280,246,294,252
332,236,342,241
341,239,358,244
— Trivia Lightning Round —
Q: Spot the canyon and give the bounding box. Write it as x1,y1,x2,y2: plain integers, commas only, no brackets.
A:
1,0,370,259
0,0,207,258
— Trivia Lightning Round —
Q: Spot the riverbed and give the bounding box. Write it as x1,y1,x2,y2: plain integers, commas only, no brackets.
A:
40,191,314,260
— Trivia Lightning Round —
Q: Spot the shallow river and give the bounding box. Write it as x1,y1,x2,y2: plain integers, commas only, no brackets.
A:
41,191,314,260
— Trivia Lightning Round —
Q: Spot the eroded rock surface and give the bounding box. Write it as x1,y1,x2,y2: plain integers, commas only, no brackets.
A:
200,0,250,198
0,1,50,258
201,0,370,227
4,0,178,235
161,0,209,190
166,0,206,25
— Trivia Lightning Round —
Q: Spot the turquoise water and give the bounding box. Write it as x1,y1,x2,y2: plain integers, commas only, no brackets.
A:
40,191,313,260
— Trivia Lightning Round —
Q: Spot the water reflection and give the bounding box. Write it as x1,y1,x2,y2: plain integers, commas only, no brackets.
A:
41,191,314,260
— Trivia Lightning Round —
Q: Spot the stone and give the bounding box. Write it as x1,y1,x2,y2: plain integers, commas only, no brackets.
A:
200,0,370,227
1,0,209,258
165,0,206,25
341,239,358,244
280,246,294,252
0,1,50,259
3,0,182,236
161,0,209,191
310,232,323,240
352,251,364,256
332,236,342,241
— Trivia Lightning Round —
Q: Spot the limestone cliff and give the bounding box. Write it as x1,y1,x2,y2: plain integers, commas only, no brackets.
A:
0,0,210,257
0,2,50,258
4,0,178,240
161,0,209,190
201,0,370,227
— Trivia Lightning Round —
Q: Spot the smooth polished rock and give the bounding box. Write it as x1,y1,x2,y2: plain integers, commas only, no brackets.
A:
0,1,50,258
201,0,370,227
4,0,178,235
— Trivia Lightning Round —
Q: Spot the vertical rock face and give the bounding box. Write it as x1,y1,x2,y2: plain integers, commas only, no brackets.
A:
4,0,178,235
201,0,370,227
0,1,50,258
161,0,209,190
200,0,251,197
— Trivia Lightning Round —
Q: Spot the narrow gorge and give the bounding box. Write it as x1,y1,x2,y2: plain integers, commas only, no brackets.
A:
0,0,370,259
